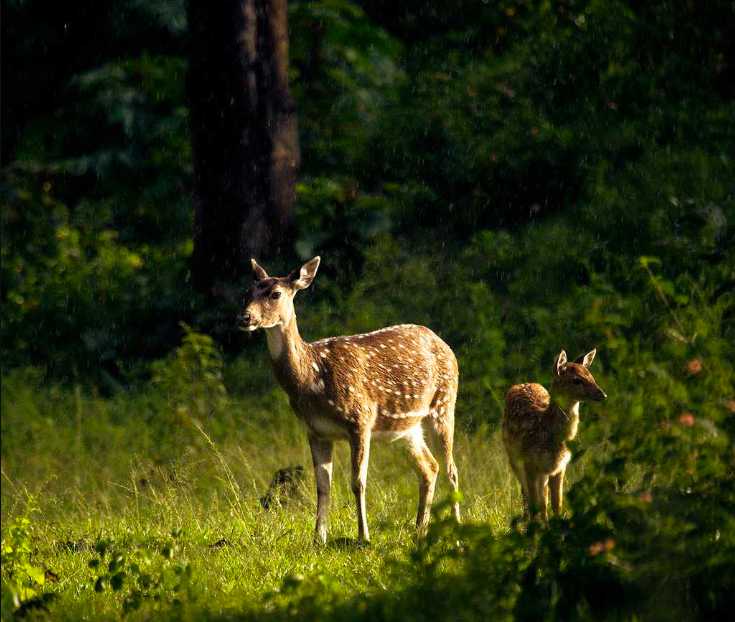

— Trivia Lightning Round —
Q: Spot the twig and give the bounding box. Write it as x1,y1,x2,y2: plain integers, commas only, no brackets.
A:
641,263,691,343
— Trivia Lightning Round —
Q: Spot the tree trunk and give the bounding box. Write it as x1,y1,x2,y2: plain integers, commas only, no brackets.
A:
188,0,299,293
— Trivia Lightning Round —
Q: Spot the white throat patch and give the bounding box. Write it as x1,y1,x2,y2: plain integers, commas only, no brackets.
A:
265,327,285,359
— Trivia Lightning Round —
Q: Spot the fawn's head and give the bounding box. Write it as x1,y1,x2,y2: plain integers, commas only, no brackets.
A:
551,349,607,402
239,257,320,331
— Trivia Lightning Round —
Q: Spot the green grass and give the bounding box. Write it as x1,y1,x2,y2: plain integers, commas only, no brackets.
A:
1,377,527,621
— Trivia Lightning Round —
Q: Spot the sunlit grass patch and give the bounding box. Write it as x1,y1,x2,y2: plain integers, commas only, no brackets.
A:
1,374,519,620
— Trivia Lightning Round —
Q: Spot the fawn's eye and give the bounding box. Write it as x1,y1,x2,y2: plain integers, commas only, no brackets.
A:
573,378,583,385
270,291,281,300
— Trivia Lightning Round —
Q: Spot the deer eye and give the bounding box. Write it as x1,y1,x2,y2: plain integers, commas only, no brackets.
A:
270,291,282,300
573,378,583,385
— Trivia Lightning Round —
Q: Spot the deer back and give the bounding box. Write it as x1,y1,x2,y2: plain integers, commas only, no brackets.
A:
502,383,571,452
274,324,457,434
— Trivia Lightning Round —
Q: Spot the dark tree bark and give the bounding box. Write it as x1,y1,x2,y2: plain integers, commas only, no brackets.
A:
188,0,299,293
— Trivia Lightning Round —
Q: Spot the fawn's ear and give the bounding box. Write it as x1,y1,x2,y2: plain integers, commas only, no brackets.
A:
554,350,568,376
574,349,597,368
290,256,321,290
251,258,269,281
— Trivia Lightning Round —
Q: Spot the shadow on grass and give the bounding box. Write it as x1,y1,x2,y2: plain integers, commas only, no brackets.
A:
327,536,371,550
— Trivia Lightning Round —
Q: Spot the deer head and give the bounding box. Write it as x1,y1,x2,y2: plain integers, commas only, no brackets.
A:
239,257,320,331
551,349,607,402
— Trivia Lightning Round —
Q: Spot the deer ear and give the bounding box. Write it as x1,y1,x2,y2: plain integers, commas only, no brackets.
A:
290,256,321,290
574,349,597,368
251,258,269,281
554,350,568,376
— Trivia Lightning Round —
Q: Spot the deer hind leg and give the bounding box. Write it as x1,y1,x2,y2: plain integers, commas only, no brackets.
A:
349,429,371,544
525,469,539,518
404,425,439,535
308,435,333,545
431,385,461,522
549,469,565,516
508,455,529,517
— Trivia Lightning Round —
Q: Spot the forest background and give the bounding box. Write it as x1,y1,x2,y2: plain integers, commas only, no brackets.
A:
2,1,734,620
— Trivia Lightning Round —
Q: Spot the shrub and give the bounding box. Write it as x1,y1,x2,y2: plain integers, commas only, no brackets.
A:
1,509,54,618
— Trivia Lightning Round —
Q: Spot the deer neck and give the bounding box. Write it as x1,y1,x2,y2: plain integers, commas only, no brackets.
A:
264,313,317,394
550,394,580,440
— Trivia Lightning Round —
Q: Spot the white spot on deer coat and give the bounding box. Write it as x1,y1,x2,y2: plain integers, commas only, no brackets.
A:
379,409,426,420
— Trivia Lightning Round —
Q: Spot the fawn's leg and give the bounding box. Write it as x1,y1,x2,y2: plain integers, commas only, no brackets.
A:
349,429,371,544
508,456,529,517
550,469,565,515
526,468,549,521
308,435,333,545
520,482,530,518
405,426,439,535
525,467,541,519
538,475,550,521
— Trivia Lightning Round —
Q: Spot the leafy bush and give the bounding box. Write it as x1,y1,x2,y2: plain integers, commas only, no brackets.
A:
86,531,193,615
290,0,403,176
1,171,190,377
151,322,229,439
1,52,193,377
1,509,54,618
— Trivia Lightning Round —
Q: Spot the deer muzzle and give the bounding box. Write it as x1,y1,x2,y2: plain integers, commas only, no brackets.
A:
238,311,259,331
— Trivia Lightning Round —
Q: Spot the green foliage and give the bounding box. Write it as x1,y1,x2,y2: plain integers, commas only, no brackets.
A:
1,51,192,376
87,532,192,615
290,0,403,176
15,54,191,243
294,178,393,276
368,0,734,235
151,322,228,424
1,509,54,618
1,170,189,376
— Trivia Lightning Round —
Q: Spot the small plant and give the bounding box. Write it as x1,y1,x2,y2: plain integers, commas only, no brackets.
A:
151,322,227,422
1,513,54,616
150,322,229,450
87,530,193,615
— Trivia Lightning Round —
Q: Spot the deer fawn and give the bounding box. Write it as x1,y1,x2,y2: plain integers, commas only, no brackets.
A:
502,349,606,520
240,257,460,544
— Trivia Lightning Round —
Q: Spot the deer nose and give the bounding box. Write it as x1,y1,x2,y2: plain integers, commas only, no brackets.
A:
240,312,252,325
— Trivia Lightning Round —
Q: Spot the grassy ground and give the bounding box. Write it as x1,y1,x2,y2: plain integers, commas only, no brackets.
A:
1,377,529,621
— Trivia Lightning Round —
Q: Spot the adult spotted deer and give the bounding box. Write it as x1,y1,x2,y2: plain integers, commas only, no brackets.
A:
240,257,460,544
502,349,606,520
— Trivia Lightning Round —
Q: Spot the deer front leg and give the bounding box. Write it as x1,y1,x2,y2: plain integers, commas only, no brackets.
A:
309,435,333,545
549,469,565,516
349,429,371,544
